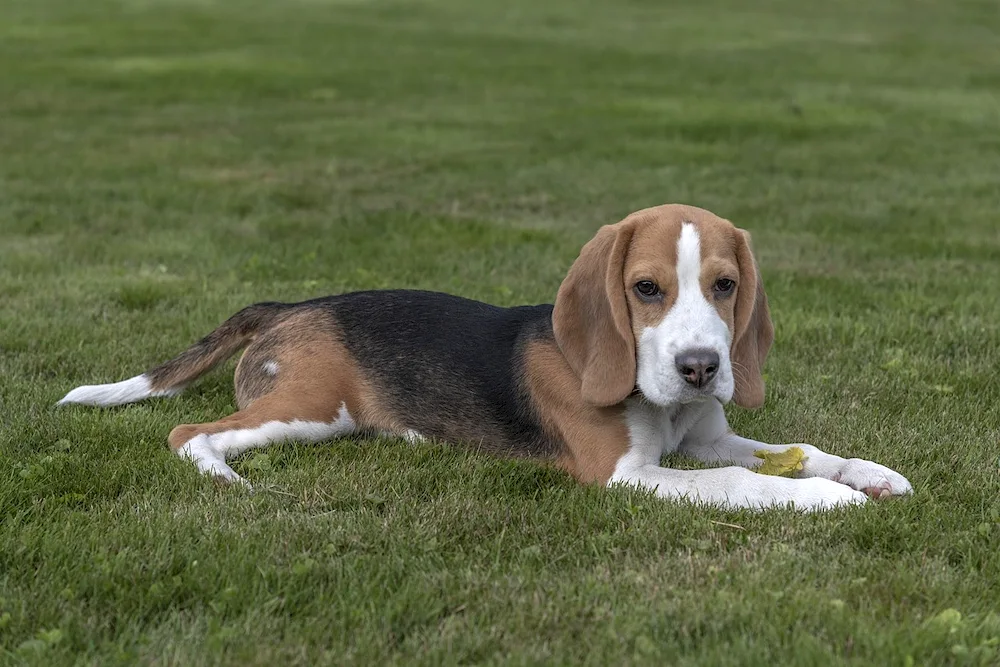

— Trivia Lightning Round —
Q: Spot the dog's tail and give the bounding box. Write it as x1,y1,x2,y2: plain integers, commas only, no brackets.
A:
57,302,292,407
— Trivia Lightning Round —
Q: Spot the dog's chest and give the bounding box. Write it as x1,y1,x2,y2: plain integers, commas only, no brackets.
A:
623,399,712,456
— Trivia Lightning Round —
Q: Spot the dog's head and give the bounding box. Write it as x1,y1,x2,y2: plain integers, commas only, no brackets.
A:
553,204,773,409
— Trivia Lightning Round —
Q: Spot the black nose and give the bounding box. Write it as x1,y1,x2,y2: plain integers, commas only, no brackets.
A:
674,349,720,388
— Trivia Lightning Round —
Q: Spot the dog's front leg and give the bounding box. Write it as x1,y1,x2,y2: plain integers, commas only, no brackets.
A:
680,402,913,499
608,460,868,511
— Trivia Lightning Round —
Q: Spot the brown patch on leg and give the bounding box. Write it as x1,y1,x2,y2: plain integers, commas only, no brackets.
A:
168,393,326,450
168,394,302,452
523,339,629,484
254,311,400,428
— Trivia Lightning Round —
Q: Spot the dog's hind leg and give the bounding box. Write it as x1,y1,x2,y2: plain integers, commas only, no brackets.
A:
167,310,397,487
167,393,358,487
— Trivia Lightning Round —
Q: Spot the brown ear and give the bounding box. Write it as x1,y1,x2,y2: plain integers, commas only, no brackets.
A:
552,221,637,406
731,230,774,408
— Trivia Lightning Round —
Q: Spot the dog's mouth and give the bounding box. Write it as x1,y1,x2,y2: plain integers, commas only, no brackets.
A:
630,384,723,408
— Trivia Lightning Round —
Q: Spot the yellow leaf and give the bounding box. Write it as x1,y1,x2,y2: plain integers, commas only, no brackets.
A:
753,447,806,477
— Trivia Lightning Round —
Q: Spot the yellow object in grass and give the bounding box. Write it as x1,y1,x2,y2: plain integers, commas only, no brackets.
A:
753,446,806,477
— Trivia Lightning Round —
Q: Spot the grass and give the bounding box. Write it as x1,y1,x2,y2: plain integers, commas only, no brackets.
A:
1,0,999,664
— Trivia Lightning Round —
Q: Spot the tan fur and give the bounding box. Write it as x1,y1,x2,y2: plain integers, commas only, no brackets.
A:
730,230,773,408
523,339,629,484
616,211,684,341
552,219,638,406
169,313,399,450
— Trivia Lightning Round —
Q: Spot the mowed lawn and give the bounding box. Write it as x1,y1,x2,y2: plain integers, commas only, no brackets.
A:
2,0,1000,664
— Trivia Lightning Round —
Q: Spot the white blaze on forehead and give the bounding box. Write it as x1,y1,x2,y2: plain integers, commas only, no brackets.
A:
675,222,703,295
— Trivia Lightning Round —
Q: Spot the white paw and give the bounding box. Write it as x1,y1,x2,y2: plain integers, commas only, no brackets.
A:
789,477,869,512
208,465,253,491
831,459,913,499
177,436,253,491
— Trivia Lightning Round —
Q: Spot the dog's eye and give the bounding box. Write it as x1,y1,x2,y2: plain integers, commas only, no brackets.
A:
634,280,661,299
713,278,736,294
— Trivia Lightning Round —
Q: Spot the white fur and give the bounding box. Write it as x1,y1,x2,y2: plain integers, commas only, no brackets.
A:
609,398,877,511
57,374,179,407
680,402,913,496
177,403,357,488
610,225,912,511
402,429,426,444
262,361,279,376
178,434,244,485
607,397,914,511
377,429,427,444
635,224,734,407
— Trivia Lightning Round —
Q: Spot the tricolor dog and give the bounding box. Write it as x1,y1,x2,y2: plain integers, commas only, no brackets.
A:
59,204,912,510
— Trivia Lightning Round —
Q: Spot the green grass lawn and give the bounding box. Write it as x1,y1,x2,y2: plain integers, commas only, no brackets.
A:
2,0,999,664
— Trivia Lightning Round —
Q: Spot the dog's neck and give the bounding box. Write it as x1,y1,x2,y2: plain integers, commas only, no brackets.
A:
622,394,716,457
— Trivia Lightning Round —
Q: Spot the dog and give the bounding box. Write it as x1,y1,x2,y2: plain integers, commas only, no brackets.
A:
58,204,913,510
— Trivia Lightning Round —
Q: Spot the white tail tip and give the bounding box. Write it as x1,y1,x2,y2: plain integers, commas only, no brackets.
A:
57,374,177,407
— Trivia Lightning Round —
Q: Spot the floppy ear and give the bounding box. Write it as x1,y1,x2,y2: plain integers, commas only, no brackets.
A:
731,229,774,409
552,221,637,406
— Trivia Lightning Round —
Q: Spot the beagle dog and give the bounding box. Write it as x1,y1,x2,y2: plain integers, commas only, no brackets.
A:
59,204,912,510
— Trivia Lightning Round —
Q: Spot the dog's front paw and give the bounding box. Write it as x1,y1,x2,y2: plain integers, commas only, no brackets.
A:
831,459,912,499
789,477,869,512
